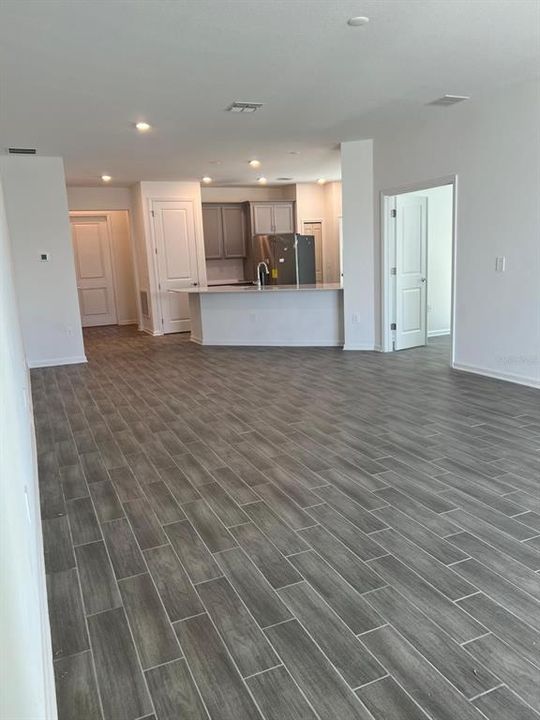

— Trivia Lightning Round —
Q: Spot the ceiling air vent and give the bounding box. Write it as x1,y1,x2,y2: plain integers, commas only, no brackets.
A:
8,147,37,154
427,95,470,107
225,101,263,113
276,177,293,181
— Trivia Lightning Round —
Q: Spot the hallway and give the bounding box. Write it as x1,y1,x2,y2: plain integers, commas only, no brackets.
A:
35,327,540,720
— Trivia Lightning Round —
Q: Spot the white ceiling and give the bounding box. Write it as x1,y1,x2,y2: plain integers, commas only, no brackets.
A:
1,0,538,187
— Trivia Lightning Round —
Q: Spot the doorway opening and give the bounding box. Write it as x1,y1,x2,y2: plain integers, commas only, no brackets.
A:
381,178,456,362
70,210,138,329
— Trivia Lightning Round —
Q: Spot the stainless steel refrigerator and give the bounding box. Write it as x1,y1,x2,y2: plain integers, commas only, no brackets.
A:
244,233,316,285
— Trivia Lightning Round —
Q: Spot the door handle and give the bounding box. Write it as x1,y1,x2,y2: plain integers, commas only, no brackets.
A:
191,282,198,286
420,277,426,283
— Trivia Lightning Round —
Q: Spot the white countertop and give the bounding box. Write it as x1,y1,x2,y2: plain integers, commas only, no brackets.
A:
170,283,343,294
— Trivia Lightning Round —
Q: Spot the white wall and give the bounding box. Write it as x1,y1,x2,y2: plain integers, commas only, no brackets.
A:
324,182,342,283
0,156,86,367
372,79,540,386
0,179,57,720
67,187,138,325
201,185,295,202
294,182,342,283
408,185,453,336
341,140,375,350
66,185,133,212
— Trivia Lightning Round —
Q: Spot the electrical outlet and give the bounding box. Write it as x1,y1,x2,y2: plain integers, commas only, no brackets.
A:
40,252,49,262
495,256,506,272
352,313,359,324
66,326,73,336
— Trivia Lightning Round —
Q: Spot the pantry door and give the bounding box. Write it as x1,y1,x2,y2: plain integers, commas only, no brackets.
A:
152,200,200,333
71,216,117,326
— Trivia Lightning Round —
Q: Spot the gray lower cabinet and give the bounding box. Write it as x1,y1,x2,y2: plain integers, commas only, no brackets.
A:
202,204,246,259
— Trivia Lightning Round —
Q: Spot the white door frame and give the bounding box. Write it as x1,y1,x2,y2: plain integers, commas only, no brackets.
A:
148,197,205,334
301,217,324,281
380,175,458,365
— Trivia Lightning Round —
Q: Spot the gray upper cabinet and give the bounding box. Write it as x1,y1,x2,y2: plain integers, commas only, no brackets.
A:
252,204,274,234
222,205,246,258
202,205,224,259
251,202,295,235
202,204,246,259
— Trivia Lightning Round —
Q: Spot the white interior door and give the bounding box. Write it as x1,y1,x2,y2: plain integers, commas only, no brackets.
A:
304,221,323,282
71,216,117,327
395,195,428,349
152,200,199,334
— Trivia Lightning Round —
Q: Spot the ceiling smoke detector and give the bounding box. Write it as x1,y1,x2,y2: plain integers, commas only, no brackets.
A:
226,101,263,113
428,94,470,107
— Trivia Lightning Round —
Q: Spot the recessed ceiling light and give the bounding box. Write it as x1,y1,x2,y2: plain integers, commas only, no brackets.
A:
202,176,213,184
209,160,222,165
135,121,151,132
317,178,327,185
101,175,112,182
347,16,369,26
257,177,267,184
288,151,300,155
249,159,261,168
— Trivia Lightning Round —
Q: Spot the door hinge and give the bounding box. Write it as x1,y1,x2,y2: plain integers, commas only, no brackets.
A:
158,283,161,290
151,210,155,217
154,247,158,255
390,323,397,330
390,209,397,218
390,267,397,275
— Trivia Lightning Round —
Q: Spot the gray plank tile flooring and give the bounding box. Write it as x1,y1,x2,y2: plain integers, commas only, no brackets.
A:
33,327,540,720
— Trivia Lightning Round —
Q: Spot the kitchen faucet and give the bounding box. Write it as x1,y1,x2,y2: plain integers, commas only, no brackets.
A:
256,261,269,288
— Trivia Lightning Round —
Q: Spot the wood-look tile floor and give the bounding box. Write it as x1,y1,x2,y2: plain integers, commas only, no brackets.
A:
33,326,540,720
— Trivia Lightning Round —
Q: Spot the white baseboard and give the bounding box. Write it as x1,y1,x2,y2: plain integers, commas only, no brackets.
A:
193,337,343,347
428,329,451,338
118,319,138,326
343,344,376,351
27,355,88,369
142,328,163,337
452,362,540,389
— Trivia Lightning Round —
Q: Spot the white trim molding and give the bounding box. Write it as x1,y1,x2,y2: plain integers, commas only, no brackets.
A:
428,329,451,337
343,343,376,351
452,362,540,389
27,355,88,368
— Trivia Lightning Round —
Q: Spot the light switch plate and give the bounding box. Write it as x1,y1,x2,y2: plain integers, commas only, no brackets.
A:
495,256,506,272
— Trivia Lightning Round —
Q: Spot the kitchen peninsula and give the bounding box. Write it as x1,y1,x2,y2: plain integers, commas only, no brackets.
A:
171,284,343,347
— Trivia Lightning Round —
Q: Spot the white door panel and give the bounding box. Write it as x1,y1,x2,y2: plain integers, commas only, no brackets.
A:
153,201,199,334
395,195,427,350
71,217,117,326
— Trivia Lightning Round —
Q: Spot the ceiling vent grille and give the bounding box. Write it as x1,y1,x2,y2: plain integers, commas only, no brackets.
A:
428,95,470,107
8,147,37,154
225,101,263,113
276,177,293,181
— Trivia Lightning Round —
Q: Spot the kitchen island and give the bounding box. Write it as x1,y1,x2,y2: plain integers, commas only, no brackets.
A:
170,283,343,346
